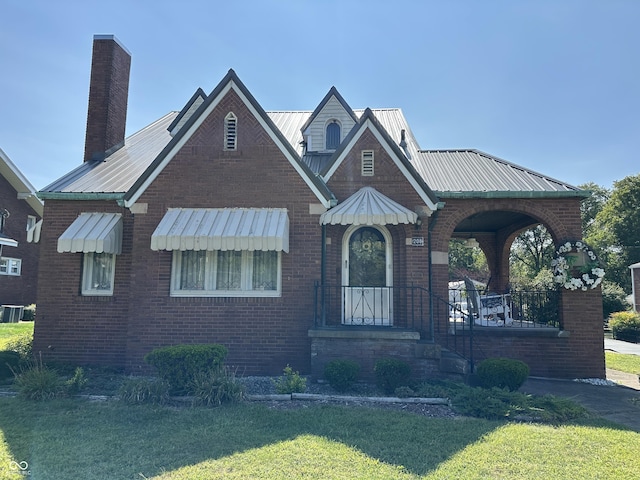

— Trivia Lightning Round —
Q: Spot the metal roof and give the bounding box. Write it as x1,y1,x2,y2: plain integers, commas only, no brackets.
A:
412,149,586,197
57,212,123,254
41,112,178,196
150,208,289,252
320,187,418,226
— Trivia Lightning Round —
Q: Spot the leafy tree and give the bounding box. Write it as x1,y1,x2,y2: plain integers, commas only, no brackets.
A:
448,239,488,282
579,182,610,240
588,174,640,292
509,225,555,288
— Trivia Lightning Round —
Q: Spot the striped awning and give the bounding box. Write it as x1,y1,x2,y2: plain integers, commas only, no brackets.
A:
320,187,418,226
150,208,289,252
57,212,123,254
0,233,18,248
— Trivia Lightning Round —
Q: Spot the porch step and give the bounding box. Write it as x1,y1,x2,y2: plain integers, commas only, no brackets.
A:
439,350,470,375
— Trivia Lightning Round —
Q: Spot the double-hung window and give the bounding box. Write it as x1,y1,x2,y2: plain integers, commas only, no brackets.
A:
0,257,21,276
82,252,116,296
171,250,280,297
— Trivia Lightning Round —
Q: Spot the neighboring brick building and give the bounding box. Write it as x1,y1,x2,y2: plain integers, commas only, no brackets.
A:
0,147,43,310
34,35,605,379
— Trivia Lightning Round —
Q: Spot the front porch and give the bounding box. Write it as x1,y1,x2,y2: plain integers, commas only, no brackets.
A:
309,284,564,380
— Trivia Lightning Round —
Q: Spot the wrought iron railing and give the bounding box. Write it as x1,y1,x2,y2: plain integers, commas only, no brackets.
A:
313,283,433,339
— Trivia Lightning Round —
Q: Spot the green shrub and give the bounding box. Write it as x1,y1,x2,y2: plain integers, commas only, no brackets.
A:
190,367,245,406
13,356,62,401
65,367,88,394
451,386,512,419
144,343,228,394
0,350,22,381
273,365,307,394
4,332,33,361
21,304,36,321
374,358,411,394
476,357,530,391
602,282,630,320
609,311,640,343
323,359,360,392
118,377,170,405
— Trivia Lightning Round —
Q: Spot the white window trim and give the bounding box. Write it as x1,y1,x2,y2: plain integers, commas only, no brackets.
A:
81,252,116,296
224,112,237,151
170,250,282,298
361,150,375,176
0,257,22,276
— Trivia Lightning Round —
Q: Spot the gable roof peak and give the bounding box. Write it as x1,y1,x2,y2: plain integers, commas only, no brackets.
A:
301,86,359,134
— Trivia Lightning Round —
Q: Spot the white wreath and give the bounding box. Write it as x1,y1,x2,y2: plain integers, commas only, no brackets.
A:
552,241,605,291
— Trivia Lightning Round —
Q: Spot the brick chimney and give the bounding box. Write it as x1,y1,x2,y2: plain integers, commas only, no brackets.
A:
83,35,131,162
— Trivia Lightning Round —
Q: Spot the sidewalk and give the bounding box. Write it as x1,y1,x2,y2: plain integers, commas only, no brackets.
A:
521,377,640,432
604,337,640,356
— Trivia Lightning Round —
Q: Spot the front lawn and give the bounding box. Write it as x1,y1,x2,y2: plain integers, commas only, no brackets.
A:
606,351,640,375
0,322,33,350
0,398,637,479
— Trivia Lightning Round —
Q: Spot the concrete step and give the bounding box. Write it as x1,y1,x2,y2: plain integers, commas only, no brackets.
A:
439,349,470,375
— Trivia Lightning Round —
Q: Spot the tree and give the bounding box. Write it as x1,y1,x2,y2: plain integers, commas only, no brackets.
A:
588,174,640,292
579,182,610,240
448,239,488,282
509,225,555,289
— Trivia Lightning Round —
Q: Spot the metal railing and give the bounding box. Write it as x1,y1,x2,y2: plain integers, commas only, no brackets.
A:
313,283,433,339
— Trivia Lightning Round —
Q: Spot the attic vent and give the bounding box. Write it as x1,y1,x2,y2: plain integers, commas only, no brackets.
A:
224,112,237,150
361,150,374,176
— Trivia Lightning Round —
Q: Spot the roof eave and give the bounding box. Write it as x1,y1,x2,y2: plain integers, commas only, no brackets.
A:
435,190,590,199
37,192,126,201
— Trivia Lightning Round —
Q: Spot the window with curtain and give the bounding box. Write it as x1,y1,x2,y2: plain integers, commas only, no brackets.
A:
82,252,116,295
171,250,281,297
326,121,340,150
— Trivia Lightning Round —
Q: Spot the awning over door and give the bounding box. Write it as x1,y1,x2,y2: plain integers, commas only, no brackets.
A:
0,233,18,248
320,186,418,226
57,212,123,254
150,208,289,252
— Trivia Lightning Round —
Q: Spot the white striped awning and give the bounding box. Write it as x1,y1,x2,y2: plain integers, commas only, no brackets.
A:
0,233,18,248
320,187,418,226
150,208,289,252
57,212,123,254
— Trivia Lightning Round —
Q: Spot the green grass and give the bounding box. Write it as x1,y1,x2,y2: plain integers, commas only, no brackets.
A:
0,399,637,480
0,322,33,350
606,352,640,375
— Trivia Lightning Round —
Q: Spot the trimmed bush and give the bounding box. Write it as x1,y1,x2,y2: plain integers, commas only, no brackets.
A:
4,332,33,361
476,357,530,391
0,350,22,381
374,358,411,394
324,359,360,392
609,311,640,343
144,344,228,394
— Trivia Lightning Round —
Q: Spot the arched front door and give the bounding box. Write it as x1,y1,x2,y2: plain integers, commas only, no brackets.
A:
342,225,392,325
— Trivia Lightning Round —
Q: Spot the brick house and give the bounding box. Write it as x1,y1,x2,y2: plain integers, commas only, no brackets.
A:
34,35,605,379
0,147,43,312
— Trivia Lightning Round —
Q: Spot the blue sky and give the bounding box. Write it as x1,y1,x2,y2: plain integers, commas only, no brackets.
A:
1,0,638,191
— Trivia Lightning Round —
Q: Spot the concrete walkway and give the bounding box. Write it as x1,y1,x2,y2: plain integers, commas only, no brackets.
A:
605,337,640,355
521,338,640,432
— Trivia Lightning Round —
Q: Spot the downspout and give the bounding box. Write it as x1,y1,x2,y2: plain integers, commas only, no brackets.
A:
427,205,443,340
320,223,327,326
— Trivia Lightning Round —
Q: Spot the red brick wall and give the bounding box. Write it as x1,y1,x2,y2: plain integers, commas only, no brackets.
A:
84,37,131,162
0,174,41,306
121,89,325,375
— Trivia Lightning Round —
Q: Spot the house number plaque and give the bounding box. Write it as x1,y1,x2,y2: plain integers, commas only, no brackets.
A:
411,237,425,247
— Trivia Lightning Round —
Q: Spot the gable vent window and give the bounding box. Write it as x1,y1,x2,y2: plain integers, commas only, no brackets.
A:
361,150,375,176
326,121,340,150
224,112,237,151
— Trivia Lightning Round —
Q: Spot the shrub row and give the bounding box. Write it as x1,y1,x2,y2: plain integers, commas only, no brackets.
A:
608,311,640,343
